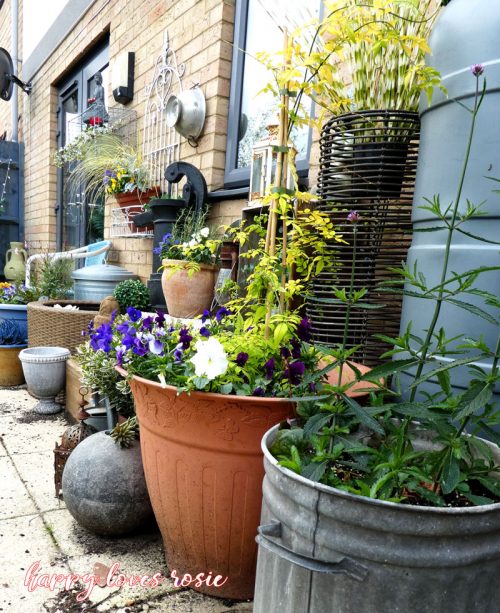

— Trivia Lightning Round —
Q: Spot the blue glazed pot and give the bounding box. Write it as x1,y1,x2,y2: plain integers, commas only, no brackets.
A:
0,304,28,345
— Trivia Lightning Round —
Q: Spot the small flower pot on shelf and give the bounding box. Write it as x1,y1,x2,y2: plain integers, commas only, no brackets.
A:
161,259,219,318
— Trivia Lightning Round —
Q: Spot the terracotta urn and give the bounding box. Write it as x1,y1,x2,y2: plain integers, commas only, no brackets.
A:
161,259,219,318
119,368,295,600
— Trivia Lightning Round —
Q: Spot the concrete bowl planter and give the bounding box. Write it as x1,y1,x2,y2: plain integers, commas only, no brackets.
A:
62,430,154,536
19,346,71,414
253,424,500,613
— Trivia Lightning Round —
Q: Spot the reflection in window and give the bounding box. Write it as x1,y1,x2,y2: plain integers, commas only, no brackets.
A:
237,0,318,169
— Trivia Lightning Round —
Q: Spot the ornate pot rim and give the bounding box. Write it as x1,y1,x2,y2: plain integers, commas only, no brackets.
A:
116,366,295,405
161,258,219,272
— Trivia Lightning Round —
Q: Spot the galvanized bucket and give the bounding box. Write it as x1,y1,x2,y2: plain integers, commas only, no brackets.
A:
254,424,500,613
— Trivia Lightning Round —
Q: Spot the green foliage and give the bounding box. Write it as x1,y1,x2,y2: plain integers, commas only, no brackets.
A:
156,207,221,267
36,257,74,300
113,279,150,313
257,0,442,132
76,337,135,417
271,70,500,507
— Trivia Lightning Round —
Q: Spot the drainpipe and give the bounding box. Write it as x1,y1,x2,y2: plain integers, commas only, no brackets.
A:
11,0,19,142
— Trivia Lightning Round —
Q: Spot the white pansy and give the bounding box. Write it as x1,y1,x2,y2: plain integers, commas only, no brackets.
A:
190,337,228,381
199,227,210,238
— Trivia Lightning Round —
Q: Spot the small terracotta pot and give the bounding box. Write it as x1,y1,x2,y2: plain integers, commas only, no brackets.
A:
320,360,381,398
161,259,219,318
120,368,295,600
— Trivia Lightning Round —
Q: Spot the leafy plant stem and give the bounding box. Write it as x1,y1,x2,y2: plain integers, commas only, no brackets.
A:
337,223,358,388
409,76,485,403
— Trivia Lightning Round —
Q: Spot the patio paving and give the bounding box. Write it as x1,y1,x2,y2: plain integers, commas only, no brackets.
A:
0,387,254,613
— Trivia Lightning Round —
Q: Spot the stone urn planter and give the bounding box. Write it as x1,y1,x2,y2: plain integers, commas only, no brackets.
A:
62,431,154,536
253,424,500,613
161,259,219,318
122,368,295,600
19,347,71,414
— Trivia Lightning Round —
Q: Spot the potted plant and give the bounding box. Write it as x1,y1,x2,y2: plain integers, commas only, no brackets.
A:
253,66,500,613
0,317,27,386
53,130,160,208
113,279,151,313
157,208,221,318
0,282,39,380
85,159,346,600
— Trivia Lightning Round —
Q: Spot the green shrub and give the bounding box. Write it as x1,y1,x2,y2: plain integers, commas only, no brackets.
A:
113,279,150,312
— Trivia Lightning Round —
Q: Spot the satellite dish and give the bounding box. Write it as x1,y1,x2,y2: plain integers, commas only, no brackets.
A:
0,47,31,101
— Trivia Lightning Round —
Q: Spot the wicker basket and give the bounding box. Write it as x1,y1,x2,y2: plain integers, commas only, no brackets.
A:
27,300,101,354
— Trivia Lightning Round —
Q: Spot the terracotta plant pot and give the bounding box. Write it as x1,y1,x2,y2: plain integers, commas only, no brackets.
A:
114,188,159,208
122,369,295,600
0,344,26,386
161,259,219,318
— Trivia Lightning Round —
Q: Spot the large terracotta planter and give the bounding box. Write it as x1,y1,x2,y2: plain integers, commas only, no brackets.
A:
161,259,219,318
114,188,159,208
123,369,295,600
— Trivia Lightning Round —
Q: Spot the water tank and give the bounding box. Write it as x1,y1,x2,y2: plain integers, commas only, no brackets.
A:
399,0,500,403
72,264,137,301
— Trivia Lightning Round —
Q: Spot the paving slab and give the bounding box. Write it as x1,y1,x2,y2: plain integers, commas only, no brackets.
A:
14,448,66,513
0,514,67,613
0,455,38,520
1,409,68,456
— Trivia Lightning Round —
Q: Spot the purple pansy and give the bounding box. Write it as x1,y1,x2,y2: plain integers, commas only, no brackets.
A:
126,306,142,322
284,361,306,385
235,352,249,367
264,358,275,380
179,327,193,349
296,317,312,342
202,309,211,323
148,338,164,355
215,307,231,322
199,326,211,337
252,387,265,397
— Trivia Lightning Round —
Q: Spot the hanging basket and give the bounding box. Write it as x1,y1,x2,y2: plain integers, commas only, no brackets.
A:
308,110,420,365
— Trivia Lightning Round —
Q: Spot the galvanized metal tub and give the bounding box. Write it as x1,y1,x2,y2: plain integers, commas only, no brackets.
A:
71,264,137,302
254,424,500,613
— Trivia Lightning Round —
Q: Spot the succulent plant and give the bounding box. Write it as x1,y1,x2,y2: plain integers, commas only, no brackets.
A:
109,416,139,448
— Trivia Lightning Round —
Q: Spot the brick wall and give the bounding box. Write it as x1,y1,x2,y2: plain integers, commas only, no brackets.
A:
3,0,245,281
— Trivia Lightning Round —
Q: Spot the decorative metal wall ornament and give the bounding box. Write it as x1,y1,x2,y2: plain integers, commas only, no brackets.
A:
165,86,206,146
307,110,420,365
142,32,185,196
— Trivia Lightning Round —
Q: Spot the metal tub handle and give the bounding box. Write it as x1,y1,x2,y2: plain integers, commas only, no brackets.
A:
257,522,368,582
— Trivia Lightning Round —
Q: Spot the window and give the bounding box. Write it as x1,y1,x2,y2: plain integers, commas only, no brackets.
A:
56,42,109,250
225,0,319,189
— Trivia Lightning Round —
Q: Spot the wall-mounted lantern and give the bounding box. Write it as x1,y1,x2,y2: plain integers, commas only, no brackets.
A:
0,47,31,100
165,85,206,147
112,51,135,105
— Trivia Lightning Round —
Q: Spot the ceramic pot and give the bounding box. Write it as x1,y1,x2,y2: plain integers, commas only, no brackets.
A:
62,431,154,536
114,188,159,208
122,368,295,600
0,344,26,386
254,424,500,613
0,304,28,344
19,346,71,414
4,241,27,281
161,259,218,318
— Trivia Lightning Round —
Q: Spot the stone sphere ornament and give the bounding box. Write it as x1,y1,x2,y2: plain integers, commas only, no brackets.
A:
19,346,71,414
62,430,154,536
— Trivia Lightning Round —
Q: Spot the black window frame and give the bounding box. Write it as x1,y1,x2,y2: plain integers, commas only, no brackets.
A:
224,0,314,190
